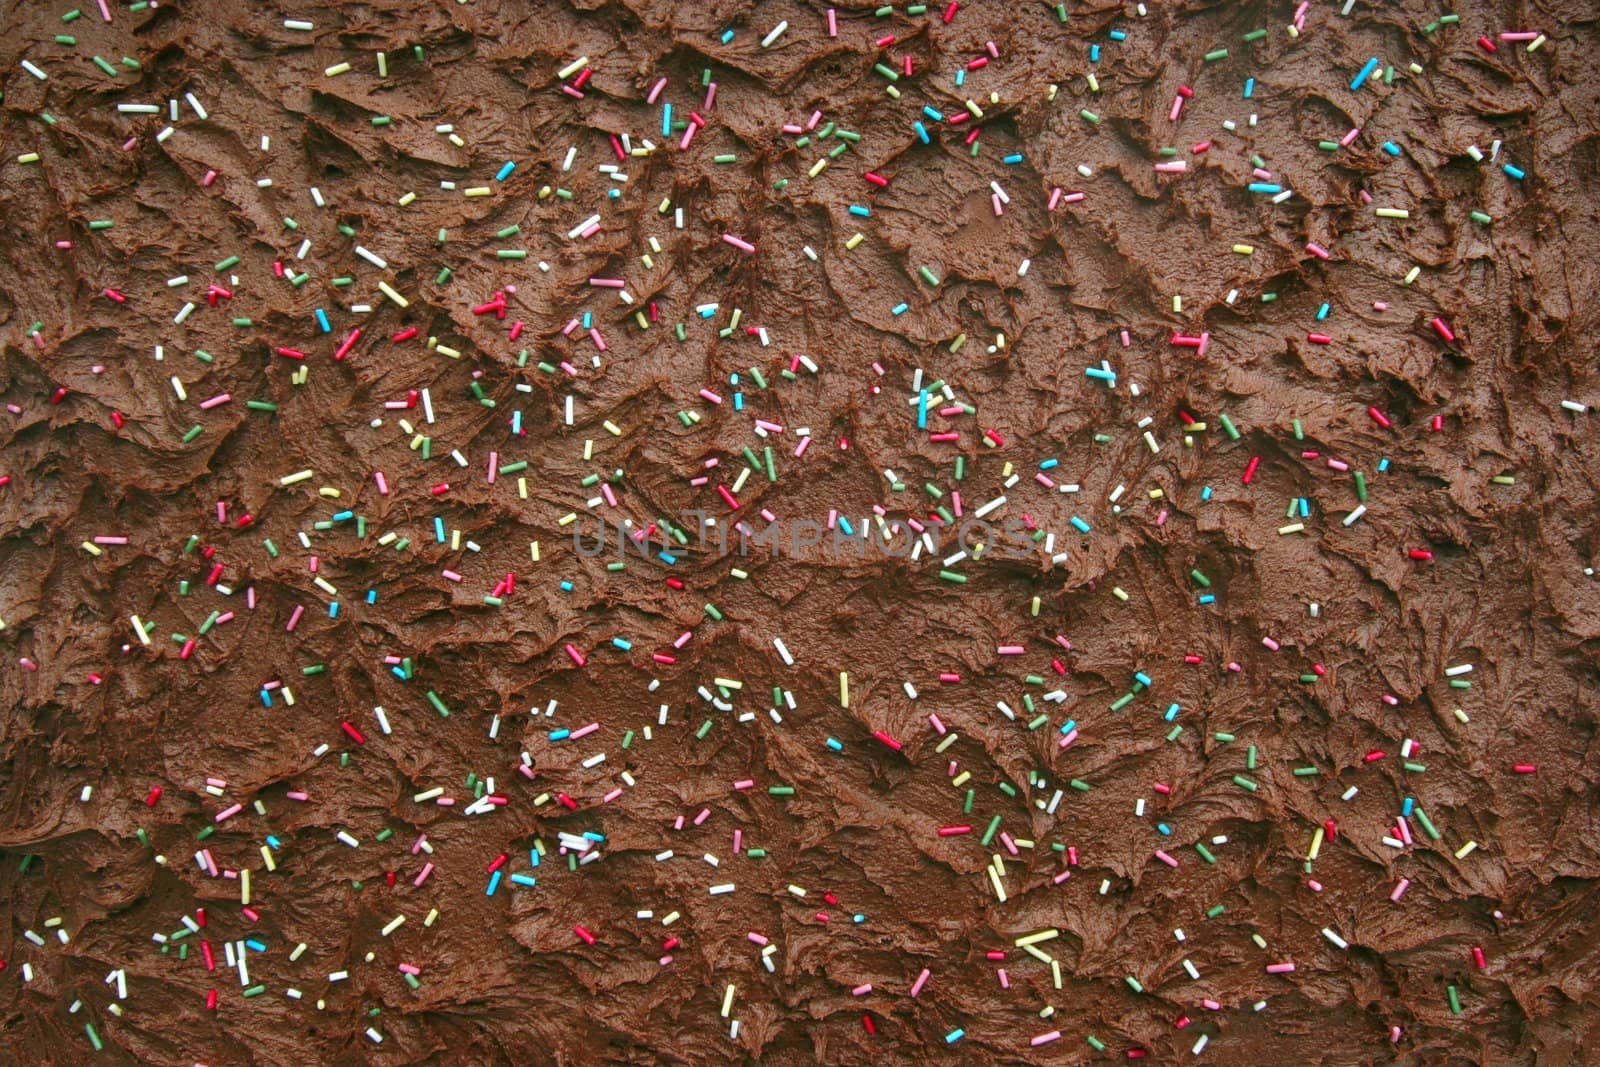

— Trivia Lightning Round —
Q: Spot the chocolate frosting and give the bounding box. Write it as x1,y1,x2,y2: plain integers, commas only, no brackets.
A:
2,0,1598,1062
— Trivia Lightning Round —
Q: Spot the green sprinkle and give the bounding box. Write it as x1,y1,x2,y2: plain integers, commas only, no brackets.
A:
1292,766,1319,776
1190,569,1211,587
918,265,940,286
1243,28,1267,42
1125,976,1144,993
62,9,81,21
1204,48,1230,62
425,690,451,717
938,570,967,583
87,219,114,230
1206,904,1226,919
1215,732,1236,744
242,985,266,998
1354,471,1368,501
1086,1036,1106,1052
980,815,1002,846
873,63,900,82
1219,413,1240,440
1080,109,1101,124
1232,775,1258,792
1404,761,1427,773
695,719,714,740
55,35,76,45
767,785,795,796
1194,842,1217,864
1448,985,1461,1014
85,1024,103,1052
92,55,118,77
1414,807,1441,839
1069,778,1090,792
704,603,724,621
372,116,392,126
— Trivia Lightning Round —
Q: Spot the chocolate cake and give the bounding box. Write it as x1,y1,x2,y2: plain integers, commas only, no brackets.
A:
2,0,1598,1061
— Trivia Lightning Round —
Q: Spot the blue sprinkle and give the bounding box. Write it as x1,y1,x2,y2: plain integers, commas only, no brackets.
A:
582,311,592,329
1090,44,1101,62
733,393,744,411
260,690,272,707
1243,77,1254,98
1164,703,1180,721
1003,153,1024,164
848,204,872,217
917,390,928,428
583,831,606,842
1201,486,1214,501
891,302,909,316
1134,672,1153,687
1199,594,1216,604
720,29,734,43
826,737,843,752
246,939,267,952
1350,56,1380,91
954,69,966,87
607,188,620,199
549,729,571,741
434,517,446,543
922,106,944,121
511,411,522,435
1085,366,1116,381
560,581,574,592
486,871,502,896
314,308,330,333
1402,797,1415,817
1109,29,1127,41
1040,459,1059,470
1378,458,1391,472
495,160,516,181
328,602,339,619
612,637,632,651
391,666,407,680
1382,141,1401,156
1156,823,1172,836
1299,498,1310,518
529,849,540,867
839,516,855,536
662,103,673,137
946,1030,965,1044
1070,516,1091,534
510,873,537,888
1317,303,1331,320
366,590,377,604
332,510,353,522
914,121,930,144
852,914,866,924
658,552,677,565
729,372,740,385
266,836,282,849
1248,182,1281,194
1503,163,1525,180
1059,719,1077,735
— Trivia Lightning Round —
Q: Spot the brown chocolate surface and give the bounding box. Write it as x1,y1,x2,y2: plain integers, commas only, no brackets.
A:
2,0,1599,1062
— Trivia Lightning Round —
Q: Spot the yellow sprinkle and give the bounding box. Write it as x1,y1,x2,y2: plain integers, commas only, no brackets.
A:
603,420,622,436
1454,840,1478,859
462,186,492,197
557,513,577,527
1278,522,1305,535
556,56,589,80
965,98,985,119
398,191,416,207
377,281,409,307
1403,266,1421,285
81,541,102,557
240,869,251,906
279,469,315,486
720,984,736,1018
324,62,351,77
1232,244,1255,255
839,671,850,708
1112,586,1129,601
809,158,829,178
845,232,865,250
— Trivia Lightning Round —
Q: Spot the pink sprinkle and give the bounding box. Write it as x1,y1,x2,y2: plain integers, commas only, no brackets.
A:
646,78,668,104
1154,850,1179,868
722,233,756,254
851,984,872,996
564,644,586,667
909,968,931,997
1266,962,1296,974
826,8,837,36
1390,878,1411,902
285,605,305,632
1262,637,1280,651
214,804,242,823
